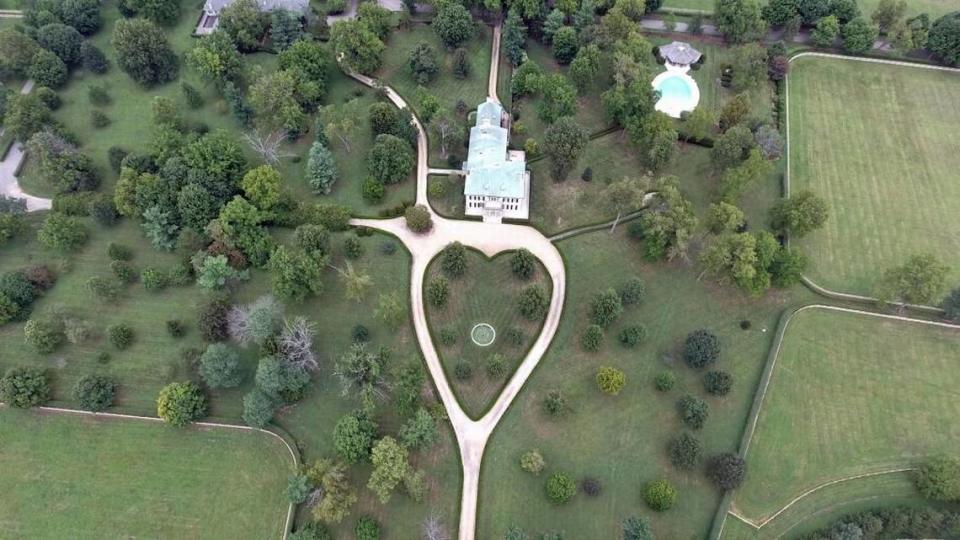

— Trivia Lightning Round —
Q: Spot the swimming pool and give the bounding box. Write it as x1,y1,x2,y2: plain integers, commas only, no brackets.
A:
652,69,700,118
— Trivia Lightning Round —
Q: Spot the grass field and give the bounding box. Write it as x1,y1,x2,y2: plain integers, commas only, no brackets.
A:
425,249,549,418
789,57,960,296
732,307,960,523
477,229,805,539
0,408,292,539
659,0,955,18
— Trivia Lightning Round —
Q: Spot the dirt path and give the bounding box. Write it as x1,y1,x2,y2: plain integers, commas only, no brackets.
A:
341,30,566,538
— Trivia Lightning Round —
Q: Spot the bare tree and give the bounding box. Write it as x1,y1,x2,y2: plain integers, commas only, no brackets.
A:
279,317,318,371
243,129,294,165
227,295,283,346
422,510,450,540
428,110,464,158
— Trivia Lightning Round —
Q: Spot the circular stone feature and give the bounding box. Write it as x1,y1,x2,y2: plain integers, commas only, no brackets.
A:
470,323,496,347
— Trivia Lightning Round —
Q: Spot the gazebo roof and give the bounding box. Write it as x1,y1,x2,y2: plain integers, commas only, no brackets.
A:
660,41,702,65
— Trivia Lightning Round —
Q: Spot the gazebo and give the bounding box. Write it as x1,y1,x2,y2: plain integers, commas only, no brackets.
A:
659,41,702,68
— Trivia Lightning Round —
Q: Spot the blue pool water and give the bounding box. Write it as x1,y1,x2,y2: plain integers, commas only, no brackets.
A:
656,75,693,100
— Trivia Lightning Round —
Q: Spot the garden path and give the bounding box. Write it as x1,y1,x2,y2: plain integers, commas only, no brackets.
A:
0,79,51,211
344,23,568,540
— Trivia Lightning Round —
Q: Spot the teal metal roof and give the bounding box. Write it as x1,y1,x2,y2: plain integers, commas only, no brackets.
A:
462,98,527,199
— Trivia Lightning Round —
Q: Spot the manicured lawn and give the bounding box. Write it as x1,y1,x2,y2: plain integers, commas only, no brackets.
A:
732,307,960,522
377,22,493,168
477,228,804,539
789,57,960,295
0,408,292,539
425,249,549,418
660,0,954,18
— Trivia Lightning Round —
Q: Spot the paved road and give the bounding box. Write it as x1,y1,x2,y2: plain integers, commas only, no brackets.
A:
342,25,566,539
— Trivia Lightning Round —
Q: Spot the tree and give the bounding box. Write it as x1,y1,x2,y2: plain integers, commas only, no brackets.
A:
6,94,50,142
569,44,601,93
270,9,302,51
943,288,960,322
581,324,604,351
0,366,50,407
518,284,549,319
636,177,698,261
219,0,266,50
891,13,931,50
574,0,596,30
71,374,116,412
543,117,588,180
304,141,338,195
268,245,324,302
242,388,277,427
510,249,536,280
622,516,655,540
188,30,242,85
928,12,960,66
368,134,414,184
718,94,751,132
215,196,273,266
537,74,577,124
543,8,565,43
914,455,960,502
704,370,734,395
511,59,542,97
433,2,474,48
408,41,439,84
111,18,178,85
770,190,828,236
596,366,626,395
38,213,88,251
157,381,208,426
241,165,282,211
355,516,381,539
520,449,546,474
875,254,949,306
199,343,243,388
842,17,879,53
502,9,526,66
871,0,907,34
107,323,135,349
441,242,467,277
545,472,576,504
707,202,745,234
0,28,41,77
29,49,68,88
333,410,378,463
306,458,358,523
399,407,438,449
754,125,783,159
368,436,411,503
730,43,768,91
334,342,391,406
812,14,841,47
677,394,709,429
278,39,329,106
591,288,624,327
197,254,249,290
707,452,747,490
331,20,385,75
632,112,677,171
716,0,768,43
669,432,702,469
428,109,464,158
249,69,305,134
643,479,677,511
255,355,310,402
712,125,754,171
405,204,432,233
37,23,83,65
721,148,774,203
552,26,579,64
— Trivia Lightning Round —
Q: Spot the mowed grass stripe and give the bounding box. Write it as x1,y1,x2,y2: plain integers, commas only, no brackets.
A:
734,307,960,520
0,409,291,539
789,57,960,295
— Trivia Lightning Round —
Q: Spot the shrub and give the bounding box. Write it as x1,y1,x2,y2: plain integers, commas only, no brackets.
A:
38,213,88,251
543,389,567,416
914,455,960,502
166,319,186,338
73,374,117,411
619,277,645,305
590,288,623,327
518,284,549,319
91,109,110,128
643,479,677,511
677,394,709,430
107,323,134,350
505,327,524,347
0,367,51,407
426,277,450,307
354,516,380,540
157,381,208,426
140,267,168,291
88,85,110,105
581,324,603,351
581,167,593,182
439,327,457,346
683,329,720,369
545,472,576,504
24,318,64,354
361,176,385,203
454,361,472,380
619,325,647,348
343,236,364,259
332,410,377,463
88,195,119,226
510,249,536,280
704,370,733,396
581,477,602,496
441,242,467,278
35,86,60,109
199,343,243,388
352,324,370,343
596,366,625,395
107,242,133,261
404,204,432,233
110,260,137,283
23,265,56,291
668,432,702,469
198,298,230,342
486,353,506,378
654,371,677,392
520,448,545,474
452,47,470,78
80,42,109,73
706,452,746,490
